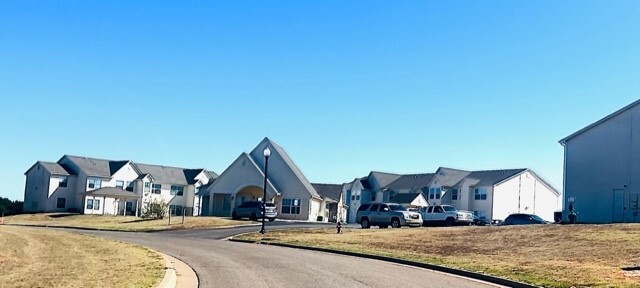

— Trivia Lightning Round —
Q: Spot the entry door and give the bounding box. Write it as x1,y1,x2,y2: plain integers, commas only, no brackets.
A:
125,201,133,215
613,189,625,223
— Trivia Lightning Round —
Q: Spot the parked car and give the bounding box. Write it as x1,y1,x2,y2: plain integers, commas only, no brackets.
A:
471,214,491,226
356,202,422,229
232,201,277,221
502,213,548,225
420,205,474,226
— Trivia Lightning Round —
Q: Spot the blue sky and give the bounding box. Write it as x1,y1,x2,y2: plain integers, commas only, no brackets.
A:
1,1,638,201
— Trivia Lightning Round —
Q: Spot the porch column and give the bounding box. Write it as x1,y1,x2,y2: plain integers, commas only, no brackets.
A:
135,200,139,217
123,199,126,216
102,196,105,215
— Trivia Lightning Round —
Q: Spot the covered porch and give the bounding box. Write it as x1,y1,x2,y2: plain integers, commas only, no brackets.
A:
84,187,141,216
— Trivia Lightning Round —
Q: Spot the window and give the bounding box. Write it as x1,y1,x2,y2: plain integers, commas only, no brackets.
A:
281,198,301,214
429,187,441,200
126,181,134,192
116,180,125,189
59,176,68,188
357,204,371,212
371,193,376,201
87,178,102,189
93,199,101,210
86,199,94,210
170,205,183,216
152,184,161,194
379,204,389,212
351,195,355,201
356,195,360,201
369,204,380,211
144,182,150,192
451,189,459,200
474,188,488,200
56,198,66,209
170,185,184,196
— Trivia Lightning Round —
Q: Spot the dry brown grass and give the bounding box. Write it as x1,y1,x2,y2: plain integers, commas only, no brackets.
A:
3,213,249,232
236,224,640,288
0,226,163,288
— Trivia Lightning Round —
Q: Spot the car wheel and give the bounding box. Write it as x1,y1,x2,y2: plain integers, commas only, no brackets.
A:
250,213,258,221
361,218,371,229
268,218,275,222
231,211,239,220
445,218,455,227
391,218,401,228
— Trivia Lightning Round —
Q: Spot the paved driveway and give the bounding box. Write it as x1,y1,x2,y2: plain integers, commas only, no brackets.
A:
75,222,500,288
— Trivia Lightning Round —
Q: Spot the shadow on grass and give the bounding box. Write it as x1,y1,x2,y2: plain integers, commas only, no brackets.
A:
122,218,163,224
48,213,81,219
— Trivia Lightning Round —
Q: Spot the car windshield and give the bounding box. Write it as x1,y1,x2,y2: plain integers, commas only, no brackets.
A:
531,215,545,222
264,203,276,207
389,205,406,211
442,206,457,212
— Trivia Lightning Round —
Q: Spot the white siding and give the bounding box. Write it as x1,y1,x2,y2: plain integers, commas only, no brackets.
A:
492,171,559,222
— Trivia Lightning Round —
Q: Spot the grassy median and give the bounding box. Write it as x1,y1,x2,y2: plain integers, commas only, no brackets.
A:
3,213,249,232
235,224,640,288
0,226,164,288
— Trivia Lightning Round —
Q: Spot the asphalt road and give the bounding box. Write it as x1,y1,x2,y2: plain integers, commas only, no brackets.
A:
73,222,500,288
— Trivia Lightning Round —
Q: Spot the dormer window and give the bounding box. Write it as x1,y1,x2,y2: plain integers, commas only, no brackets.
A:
59,176,68,188
87,178,102,190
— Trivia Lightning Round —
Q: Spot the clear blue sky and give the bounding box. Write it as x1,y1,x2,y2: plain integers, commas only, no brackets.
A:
1,1,638,201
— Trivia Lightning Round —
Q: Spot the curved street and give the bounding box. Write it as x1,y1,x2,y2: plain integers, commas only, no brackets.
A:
72,222,501,288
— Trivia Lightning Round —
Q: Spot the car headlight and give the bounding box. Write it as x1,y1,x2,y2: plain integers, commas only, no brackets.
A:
403,213,411,219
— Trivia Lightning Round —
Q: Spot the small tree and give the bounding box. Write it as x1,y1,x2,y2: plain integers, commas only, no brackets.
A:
141,199,169,219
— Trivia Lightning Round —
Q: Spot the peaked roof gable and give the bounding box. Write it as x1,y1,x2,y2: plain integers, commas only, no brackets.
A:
61,155,122,178
207,152,279,196
24,161,73,176
368,171,402,190
466,169,527,187
560,99,640,144
250,138,320,199
428,167,471,188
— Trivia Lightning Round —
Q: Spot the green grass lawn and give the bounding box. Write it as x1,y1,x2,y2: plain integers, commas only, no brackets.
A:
0,226,164,288
3,213,251,232
235,224,640,288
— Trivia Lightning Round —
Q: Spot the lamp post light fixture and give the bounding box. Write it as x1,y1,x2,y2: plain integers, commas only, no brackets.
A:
260,146,271,234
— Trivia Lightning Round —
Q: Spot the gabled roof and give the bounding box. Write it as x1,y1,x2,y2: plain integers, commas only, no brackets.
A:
430,167,471,188
560,99,640,144
369,171,402,189
134,163,195,185
260,138,321,199
311,183,343,202
25,161,73,176
385,173,434,191
62,155,123,178
389,192,423,205
465,169,527,187
205,170,219,180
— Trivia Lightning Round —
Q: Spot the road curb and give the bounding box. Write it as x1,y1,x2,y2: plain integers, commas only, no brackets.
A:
154,251,199,288
228,237,539,288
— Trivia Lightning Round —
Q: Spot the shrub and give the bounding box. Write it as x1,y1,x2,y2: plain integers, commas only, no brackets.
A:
141,199,169,219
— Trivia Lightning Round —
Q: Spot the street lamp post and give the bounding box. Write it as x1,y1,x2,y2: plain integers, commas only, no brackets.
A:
260,146,271,234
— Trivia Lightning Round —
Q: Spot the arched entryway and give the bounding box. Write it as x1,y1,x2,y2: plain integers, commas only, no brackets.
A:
235,186,265,208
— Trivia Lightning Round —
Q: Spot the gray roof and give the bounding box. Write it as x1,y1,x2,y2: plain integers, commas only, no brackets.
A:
385,173,434,191
311,183,343,202
389,192,422,204
25,161,73,176
264,138,321,199
64,155,125,178
134,163,194,185
431,167,471,188
369,171,402,189
560,99,640,144
465,169,527,187
85,187,139,198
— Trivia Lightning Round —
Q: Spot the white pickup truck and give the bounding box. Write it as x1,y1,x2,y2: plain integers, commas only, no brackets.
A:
419,205,474,226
